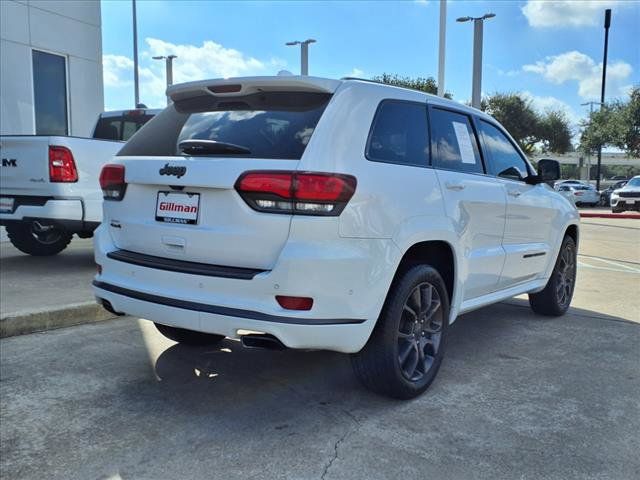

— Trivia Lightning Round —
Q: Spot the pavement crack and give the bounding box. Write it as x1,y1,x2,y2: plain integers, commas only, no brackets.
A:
320,429,350,480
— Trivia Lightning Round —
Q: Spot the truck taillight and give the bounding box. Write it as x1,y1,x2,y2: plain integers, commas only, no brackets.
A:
235,171,357,216
99,164,126,201
49,146,78,182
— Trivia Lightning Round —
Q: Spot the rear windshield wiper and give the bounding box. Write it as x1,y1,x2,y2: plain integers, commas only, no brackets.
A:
179,139,251,155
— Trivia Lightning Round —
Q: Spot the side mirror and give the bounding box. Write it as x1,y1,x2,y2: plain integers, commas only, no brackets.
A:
537,159,560,182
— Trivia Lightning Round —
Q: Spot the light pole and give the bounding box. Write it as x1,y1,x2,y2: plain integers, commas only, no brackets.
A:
581,101,604,181
595,8,612,191
437,0,447,97
132,0,140,107
286,39,316,75
457,13,495,109
153,55,178,105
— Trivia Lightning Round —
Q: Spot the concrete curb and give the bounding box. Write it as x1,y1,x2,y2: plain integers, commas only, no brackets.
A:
580,212,640,219
0,302,117,338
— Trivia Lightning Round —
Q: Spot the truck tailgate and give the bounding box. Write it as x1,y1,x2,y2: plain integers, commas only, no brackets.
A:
0,136,52,195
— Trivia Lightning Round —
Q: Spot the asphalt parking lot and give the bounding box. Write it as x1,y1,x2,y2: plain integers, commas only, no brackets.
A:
1,218,639,479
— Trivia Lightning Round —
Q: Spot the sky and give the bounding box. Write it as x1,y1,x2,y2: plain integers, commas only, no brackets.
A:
101,0,640,133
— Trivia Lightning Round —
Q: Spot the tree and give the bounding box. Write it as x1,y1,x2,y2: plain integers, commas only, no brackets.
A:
373,73,452,98
481,93,572,154
538,110,573,154
580,86,640,157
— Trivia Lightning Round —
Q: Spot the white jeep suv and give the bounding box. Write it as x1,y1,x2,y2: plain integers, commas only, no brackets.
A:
94,76,579,399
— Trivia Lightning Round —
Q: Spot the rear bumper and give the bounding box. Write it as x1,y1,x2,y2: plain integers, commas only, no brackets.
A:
93,224,401,353
574,194,600,204
0,198,84,224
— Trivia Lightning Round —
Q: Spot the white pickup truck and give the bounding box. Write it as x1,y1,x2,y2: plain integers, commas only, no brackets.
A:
0,109,158,255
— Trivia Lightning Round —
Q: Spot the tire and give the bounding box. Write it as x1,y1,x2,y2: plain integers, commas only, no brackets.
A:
6,221,72,256
529,235,577,316
612,206,624,213
351,265,450,400
154,323,225,346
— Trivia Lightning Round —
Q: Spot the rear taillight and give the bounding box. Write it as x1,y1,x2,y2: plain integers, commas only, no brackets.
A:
49,146,78,182
99,164,126,201
235,171,357,216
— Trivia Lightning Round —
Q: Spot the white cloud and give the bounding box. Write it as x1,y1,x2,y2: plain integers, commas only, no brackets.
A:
523,50,633,100
103,38,286,109
522,1,631,28
346,68,364,78
497,68,520,77
103,54,134,87
414,0,429,6
521,91,580,124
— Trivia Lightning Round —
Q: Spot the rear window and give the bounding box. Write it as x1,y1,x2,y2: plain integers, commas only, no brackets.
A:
117,92,331,159
93,113,155,141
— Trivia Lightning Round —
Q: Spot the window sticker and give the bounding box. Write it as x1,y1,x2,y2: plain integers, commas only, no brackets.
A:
452,121,476,164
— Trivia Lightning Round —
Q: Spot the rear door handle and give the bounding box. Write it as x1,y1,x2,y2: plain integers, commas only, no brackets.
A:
508,190,522,197
445,182,465,191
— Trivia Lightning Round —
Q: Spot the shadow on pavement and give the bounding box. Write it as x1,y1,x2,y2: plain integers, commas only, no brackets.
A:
1,300,638,479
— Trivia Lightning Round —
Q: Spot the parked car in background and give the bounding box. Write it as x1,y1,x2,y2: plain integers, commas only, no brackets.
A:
600,180,628,206
555,179,590,189
557,185,577,204
610,176,640,213
93,76,579,399
0,108,159,255
567,185,600,207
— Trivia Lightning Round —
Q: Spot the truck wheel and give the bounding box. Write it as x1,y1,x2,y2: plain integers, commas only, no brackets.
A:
612,206,623,213
154,323,225,346
351,265,449,399
529,236,577,316
6,221,72,256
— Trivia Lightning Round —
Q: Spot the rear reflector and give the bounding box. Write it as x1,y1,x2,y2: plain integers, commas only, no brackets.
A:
49,146,78,182
235,171,356,216
99,164,127,201
276,296,314,311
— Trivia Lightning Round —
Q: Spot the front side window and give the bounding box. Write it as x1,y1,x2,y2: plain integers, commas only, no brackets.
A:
478,120,529,181
429,108,483,174
366,101,429,166
118,91,331,159
32,50,68,135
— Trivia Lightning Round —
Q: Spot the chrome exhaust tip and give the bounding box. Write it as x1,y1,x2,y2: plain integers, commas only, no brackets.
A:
241,333,286,351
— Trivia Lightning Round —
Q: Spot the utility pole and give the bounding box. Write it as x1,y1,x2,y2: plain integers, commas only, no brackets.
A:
132,0,140,107
153,55,178,105
285,39,316,75
581,101,604,181
457,13,495,108
437,0,447,97
595,8,611,191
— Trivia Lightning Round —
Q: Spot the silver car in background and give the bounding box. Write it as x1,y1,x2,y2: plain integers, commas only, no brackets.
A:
557,184,599,207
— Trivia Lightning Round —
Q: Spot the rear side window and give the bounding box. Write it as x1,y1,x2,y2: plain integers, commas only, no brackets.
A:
118,92,331,159
366,101,429,167
429,108,483,174
93,113,155,141
477,120,529,181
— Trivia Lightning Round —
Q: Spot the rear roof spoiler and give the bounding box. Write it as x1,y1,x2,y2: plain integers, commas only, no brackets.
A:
167,76,342,102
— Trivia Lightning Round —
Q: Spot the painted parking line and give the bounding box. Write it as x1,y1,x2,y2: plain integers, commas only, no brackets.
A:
577,255,640,274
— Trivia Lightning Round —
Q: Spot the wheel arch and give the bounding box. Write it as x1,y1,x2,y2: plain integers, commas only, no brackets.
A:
392,241,455,303
565,223,579,247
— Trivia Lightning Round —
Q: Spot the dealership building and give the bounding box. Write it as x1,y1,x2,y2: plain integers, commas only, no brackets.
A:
0,0,104,137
